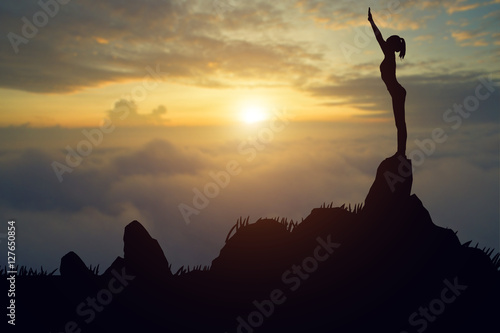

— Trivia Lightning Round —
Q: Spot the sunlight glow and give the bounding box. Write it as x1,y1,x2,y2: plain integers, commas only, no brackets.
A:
241,105,268,124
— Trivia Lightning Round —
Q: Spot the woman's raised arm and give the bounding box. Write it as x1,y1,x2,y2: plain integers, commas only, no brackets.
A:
368,8,385,52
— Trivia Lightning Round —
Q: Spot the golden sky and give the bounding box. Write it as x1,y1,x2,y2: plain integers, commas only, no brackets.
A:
1,0,499,127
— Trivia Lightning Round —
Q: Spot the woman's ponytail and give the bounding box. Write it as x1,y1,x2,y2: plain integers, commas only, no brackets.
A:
399,38,406,59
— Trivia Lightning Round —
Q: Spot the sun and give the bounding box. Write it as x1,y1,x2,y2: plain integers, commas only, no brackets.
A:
241,105,268,124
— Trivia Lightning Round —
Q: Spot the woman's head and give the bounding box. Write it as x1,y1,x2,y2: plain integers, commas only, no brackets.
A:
387,35,406,59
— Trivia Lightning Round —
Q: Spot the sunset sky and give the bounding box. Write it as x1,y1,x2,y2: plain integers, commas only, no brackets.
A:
0,0,499,271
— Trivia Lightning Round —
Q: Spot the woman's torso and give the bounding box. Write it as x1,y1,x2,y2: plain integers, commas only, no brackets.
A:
380,57,396,85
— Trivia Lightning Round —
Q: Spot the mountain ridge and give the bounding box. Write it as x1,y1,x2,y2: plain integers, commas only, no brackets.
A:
3,155,499,332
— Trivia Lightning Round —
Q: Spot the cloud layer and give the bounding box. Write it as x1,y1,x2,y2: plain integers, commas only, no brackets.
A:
0,121,497,271
0,0,323,93
1,0,498,95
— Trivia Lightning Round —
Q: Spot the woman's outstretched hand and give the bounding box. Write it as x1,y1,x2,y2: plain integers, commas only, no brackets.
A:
368,7,373,22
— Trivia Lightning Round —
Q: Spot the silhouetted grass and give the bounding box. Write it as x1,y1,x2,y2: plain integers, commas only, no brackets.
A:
320,201,364,214
462,240,500,271
174,264,210,276
0,265,58,277
225,216,250,243
0,263,100,277
88,264,100,275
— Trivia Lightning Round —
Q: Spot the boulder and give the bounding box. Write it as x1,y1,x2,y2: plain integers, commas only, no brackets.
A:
60,251,93,280
364,154,412,215
123,220,172,279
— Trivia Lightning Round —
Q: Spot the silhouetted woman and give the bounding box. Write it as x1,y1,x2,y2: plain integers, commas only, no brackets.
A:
368,7,407,156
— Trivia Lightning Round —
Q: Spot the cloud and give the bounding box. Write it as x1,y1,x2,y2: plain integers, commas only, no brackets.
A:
0,136,208,214
112,139,204,176
451,30,488,43
107,100,170,126
432,0,496,15
1,0,497,99
296,0,428,31
301,70,500,126
483,9,500,19
446,1,481,14
0,0,323,93
0,122,497,271
212,1,290,30
413,155,499,248
446,18,470,27
447,2,500,47
414,34,434,42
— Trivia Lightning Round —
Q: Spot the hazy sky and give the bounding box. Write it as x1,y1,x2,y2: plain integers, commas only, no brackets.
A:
0,0,498,271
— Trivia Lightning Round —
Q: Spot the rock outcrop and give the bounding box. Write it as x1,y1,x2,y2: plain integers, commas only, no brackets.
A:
60,251,94,281
123,220,172,280
364,154,412,215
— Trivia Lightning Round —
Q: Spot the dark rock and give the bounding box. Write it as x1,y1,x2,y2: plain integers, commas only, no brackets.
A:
101,256,126,279
123,220,172,279
59,251,97,302
60,251,92,280
364,154,412,215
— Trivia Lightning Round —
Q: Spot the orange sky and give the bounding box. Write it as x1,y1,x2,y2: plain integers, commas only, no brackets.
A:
1,0,498,128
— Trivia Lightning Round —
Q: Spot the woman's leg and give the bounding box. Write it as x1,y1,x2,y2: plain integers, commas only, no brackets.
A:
390,85,407,156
